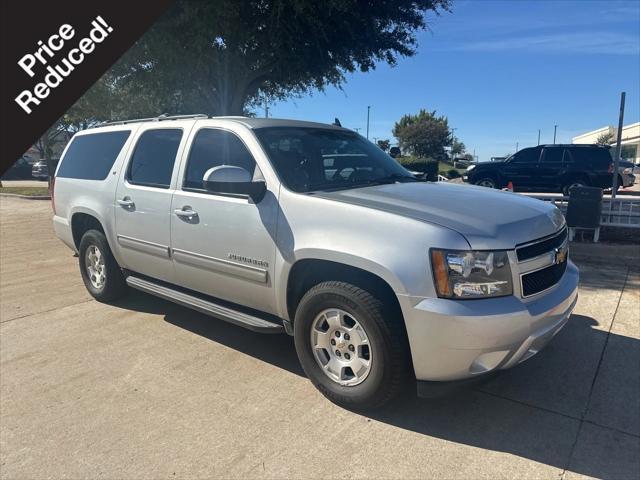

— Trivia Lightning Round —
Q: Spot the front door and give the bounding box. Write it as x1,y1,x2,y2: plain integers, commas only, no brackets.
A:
114,127,187,283
170,126,279,314
503,146,541,191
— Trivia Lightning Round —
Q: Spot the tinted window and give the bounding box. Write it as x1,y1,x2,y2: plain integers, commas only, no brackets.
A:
184,129,256,190
566,147,611,168
511,148,540,164
127,129,183,188
541,148,564,163
57,131,130,180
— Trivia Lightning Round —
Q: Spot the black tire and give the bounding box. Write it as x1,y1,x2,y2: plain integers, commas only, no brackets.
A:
474,177,497,189
562,177,589,196
293,281,410,410
78,229,127,302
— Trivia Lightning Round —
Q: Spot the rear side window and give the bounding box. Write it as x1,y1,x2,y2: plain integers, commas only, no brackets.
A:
183,129,257,190
541,148,564,163
57,131,130,180
127,129,183,188
566,148,611,168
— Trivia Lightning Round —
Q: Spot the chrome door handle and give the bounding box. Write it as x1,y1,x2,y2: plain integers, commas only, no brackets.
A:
174,208,198,218
117,198,135,208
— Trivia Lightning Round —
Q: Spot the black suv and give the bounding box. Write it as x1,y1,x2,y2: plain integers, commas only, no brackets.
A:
463,144,615,195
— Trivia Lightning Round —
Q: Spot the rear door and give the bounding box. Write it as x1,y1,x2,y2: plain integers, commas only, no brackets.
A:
538,147,565,191
114,125,190,283
502,147,541,190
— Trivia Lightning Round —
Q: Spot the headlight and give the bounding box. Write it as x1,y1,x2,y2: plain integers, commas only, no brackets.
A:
431,249,513,299
466,164,476,171
623,167,632,174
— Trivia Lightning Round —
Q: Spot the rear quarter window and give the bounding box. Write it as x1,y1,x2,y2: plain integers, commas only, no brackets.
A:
566,148,611,169
57,131,131,180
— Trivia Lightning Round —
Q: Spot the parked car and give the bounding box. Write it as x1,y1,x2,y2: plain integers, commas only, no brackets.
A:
52,115,578,410
31,159,59,180
389,146,401,158
1,156,34,180
617,160,636,188
464,144,615,195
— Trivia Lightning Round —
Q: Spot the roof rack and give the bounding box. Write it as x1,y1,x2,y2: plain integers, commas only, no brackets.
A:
96,113,209,127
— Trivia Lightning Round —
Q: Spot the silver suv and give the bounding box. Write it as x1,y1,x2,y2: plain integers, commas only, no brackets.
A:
52,114,578,409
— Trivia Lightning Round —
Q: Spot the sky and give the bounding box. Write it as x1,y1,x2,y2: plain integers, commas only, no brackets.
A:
267,0,640,162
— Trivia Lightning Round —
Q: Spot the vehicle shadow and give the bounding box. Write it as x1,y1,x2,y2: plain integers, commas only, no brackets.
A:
113,291,638,479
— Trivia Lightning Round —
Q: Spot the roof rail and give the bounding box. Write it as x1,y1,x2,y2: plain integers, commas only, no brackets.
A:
96,113,209,127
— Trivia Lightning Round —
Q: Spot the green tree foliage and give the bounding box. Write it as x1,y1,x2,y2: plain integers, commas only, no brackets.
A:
596,131,614,145
376,139,391,152
451,137,465,158
105,0,450,116
392,109,452,159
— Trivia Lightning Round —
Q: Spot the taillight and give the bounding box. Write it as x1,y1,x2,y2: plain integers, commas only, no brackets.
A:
50,176,56,214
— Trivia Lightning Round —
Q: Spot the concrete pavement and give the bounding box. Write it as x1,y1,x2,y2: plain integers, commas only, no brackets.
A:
1,196,638,479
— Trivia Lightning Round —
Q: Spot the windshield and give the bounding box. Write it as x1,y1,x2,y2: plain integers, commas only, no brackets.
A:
254,127,415,193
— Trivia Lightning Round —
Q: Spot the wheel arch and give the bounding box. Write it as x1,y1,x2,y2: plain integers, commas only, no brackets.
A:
70,211,107,250
285,258,404,327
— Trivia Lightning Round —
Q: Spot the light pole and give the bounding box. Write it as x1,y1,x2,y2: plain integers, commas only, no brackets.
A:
553,125,558,144
537,129,541,146
366,106,371,139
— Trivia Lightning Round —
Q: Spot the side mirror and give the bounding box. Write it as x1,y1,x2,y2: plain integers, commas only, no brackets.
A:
203,165,266,202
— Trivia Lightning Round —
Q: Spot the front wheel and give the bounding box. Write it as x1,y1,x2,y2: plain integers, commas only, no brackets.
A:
293,281,410,410
475,177,497,189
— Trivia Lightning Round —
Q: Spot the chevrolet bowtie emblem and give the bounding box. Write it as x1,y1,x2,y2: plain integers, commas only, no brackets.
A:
554,246,568,265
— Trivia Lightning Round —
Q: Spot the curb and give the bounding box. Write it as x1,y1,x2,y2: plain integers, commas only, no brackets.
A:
0,193,51,200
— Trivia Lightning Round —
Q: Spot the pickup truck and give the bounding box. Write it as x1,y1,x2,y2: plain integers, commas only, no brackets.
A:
52,114,578,410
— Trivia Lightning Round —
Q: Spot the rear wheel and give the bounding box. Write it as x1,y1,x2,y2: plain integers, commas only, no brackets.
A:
78,230,127,302
562,178,589,196
293,281,410,410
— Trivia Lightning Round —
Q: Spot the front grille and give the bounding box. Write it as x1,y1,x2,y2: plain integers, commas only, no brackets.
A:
521,260,567,297
517,228,567,262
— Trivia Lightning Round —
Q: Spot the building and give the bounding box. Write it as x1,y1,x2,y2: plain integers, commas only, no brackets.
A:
572,122,640,164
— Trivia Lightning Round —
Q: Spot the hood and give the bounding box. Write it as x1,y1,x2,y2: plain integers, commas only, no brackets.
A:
315,182,565,250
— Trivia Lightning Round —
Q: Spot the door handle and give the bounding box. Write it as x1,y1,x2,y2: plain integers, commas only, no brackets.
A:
174,208,198,218
117,198,135,208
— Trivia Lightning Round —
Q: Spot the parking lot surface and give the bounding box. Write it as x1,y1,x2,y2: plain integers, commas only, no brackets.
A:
1,196,638,479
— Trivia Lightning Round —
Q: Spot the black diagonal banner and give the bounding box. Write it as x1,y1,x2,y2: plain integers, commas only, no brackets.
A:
1,0,174,175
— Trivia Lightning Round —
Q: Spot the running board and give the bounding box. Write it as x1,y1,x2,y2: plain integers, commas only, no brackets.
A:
126,276,285,334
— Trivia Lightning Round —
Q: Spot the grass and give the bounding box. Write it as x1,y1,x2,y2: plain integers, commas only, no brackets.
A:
0,187,50,197
438,161,466,174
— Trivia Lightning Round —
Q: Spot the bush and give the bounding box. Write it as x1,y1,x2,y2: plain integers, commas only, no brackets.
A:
398,157,438,181
447,169,461,179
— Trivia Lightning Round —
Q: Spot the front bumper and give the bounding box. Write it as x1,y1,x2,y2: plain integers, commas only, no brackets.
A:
399,260,579,381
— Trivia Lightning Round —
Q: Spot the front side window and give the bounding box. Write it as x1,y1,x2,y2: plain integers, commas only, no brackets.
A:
254,127,415,192
510,147,541,164
127,129,183,188
57,131,131,180
183,129,257,190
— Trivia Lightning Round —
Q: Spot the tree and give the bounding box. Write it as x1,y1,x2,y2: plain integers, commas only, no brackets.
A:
107,0,451,116
451,137,465,159
392,109,452,159
377,139,391,152
596,131,614,145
